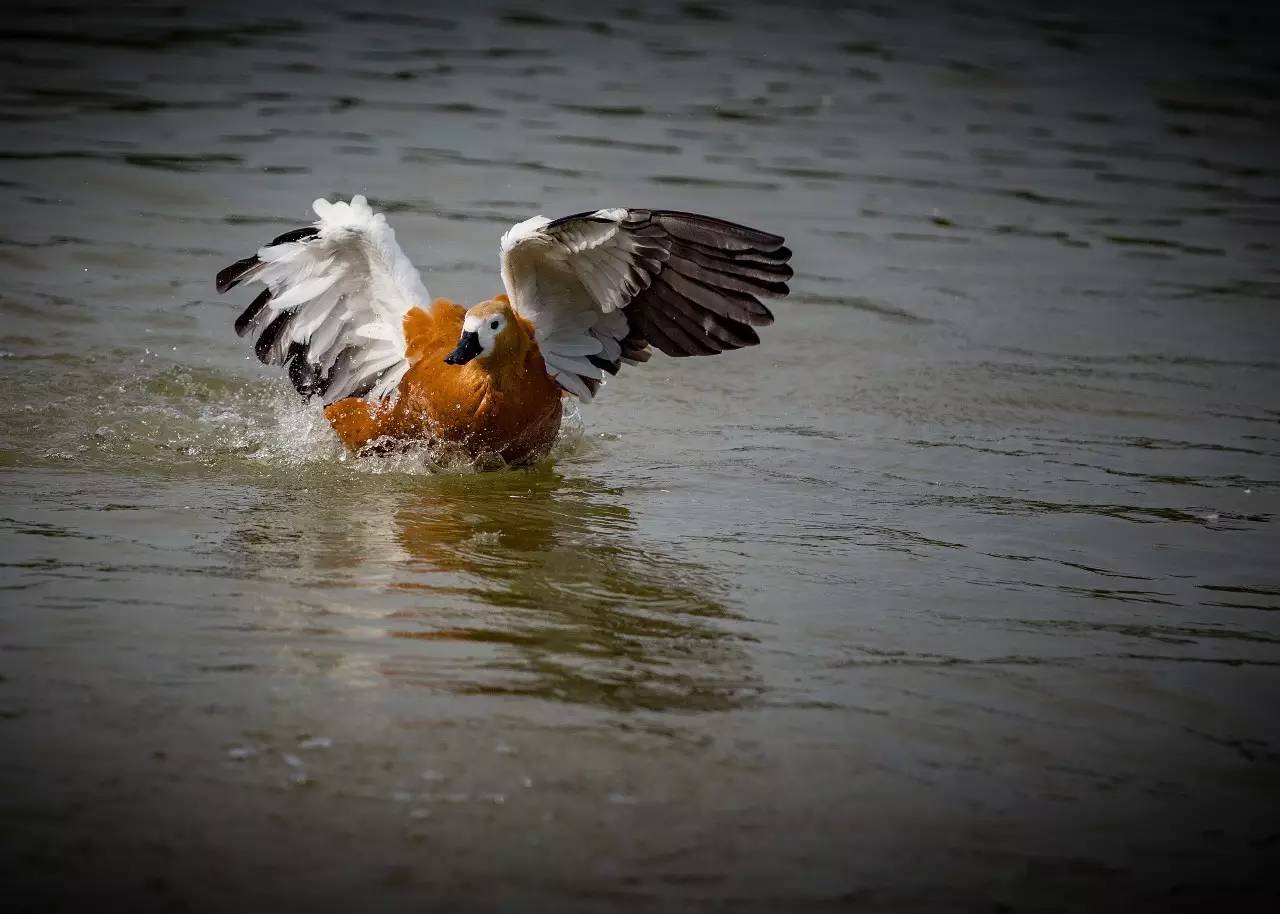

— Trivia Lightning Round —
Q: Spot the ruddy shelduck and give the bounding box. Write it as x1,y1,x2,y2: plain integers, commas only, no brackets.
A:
215,196,792,465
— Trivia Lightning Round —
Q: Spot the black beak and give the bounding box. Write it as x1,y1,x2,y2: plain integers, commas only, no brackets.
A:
444,330,483,365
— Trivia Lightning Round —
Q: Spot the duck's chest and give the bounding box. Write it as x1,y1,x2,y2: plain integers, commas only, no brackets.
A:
399,359,563,461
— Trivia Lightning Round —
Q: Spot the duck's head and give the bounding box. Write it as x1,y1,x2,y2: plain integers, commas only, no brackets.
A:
444,297,521,366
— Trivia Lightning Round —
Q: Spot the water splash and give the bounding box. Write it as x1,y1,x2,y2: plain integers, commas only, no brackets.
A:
19,364,597,478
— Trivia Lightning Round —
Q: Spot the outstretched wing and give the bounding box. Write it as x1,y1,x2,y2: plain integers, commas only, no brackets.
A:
499,208,791,400
214,195,430,405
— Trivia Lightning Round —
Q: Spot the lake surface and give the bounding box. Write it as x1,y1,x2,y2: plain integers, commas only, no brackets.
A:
2,0,1278,910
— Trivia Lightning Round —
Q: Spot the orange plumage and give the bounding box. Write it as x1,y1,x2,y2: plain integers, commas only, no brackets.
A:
324,295,564,465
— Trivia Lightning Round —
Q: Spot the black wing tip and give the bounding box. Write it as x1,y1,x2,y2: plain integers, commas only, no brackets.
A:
216,226,319,293
620,335,651,364
254,311,291,364
285,342,321,399
587,354,621,376
554,207,790,252
235,288,272,337
630,266,781,358
650,210,788,250
270,226,321,246
546,209,620,229
215,255,259,293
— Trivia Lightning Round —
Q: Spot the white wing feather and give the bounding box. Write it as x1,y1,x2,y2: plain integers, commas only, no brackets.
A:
499,212,636,400
218,195,429,405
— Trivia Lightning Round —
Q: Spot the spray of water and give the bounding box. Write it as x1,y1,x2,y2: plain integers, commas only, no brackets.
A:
5,360,595,479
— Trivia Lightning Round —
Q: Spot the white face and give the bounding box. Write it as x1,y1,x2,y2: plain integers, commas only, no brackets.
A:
463,312,508,357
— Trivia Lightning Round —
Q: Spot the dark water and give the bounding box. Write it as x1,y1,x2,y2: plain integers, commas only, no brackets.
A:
1,0,1278,910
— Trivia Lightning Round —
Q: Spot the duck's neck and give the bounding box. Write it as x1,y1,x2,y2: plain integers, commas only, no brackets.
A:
466,336,536,393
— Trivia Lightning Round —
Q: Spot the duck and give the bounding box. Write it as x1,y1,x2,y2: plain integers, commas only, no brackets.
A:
215,196,792,466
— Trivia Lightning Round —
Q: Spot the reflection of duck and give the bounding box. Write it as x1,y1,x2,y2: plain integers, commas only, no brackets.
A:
214,196,791,465
227,468,754,712
384,470,754,712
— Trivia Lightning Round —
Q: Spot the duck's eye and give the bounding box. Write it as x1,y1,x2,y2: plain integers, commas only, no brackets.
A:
490,320,500,330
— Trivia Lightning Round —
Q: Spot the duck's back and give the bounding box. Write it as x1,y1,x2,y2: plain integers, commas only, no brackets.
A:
324,298,563,463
